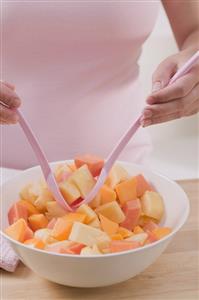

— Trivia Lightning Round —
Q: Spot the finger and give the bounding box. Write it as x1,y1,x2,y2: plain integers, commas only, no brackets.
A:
147,67,199,104
152,58,177,92
0,81,15,91
142,112,182,126
0,105,19,123
0,84,21,108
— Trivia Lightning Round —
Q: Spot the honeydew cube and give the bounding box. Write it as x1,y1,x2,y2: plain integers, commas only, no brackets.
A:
59,181,81,205
69,165,96,198
69,222,110,247
95,201,125,224
141,191,164,221
34,228,57,244
125,233,148,245
76,204,98,223
105,164,130,189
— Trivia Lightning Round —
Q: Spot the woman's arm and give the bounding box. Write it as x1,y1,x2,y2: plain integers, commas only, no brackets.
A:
141,1,199,127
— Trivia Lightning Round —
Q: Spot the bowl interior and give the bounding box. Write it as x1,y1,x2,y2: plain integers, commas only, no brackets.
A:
1,161,189,234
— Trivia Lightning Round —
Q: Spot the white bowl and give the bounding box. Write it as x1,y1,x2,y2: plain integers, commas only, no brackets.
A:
1,161,189,287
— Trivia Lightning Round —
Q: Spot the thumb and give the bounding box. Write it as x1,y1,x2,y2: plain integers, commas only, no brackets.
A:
151,58,177,93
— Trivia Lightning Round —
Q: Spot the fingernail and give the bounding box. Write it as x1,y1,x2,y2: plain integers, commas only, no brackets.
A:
141,119,152,127
143,109,152,118
152,81,162,93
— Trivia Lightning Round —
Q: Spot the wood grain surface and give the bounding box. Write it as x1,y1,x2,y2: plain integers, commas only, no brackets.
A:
1,180,198,300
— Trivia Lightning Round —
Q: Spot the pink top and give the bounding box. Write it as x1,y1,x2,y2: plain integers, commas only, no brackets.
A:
1,2,159,169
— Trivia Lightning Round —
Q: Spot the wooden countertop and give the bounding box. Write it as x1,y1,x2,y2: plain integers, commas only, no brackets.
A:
1,179,198,300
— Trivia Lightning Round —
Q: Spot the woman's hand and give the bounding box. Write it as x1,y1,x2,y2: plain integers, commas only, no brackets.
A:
0,81,21,124
141,48,199,127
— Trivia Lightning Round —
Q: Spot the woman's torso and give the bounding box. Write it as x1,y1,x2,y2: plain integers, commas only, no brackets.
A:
1,1,159,169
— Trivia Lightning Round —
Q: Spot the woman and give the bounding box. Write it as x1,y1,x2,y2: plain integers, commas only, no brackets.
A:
0,1,199,169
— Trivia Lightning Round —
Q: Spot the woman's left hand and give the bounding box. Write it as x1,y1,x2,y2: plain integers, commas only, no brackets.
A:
141,47,199,127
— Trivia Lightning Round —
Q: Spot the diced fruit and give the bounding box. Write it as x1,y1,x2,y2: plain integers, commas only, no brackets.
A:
143,220,159,232
115,177,137,206
136,174,153,197
68,163,77,171
105,164,130,189
24,226,34,240
5,219,27,242
54,163,72,183
76,204,98,223
24,238,45,249
8,202,28,225
153,227,172,240
99,214,119,236
46,201,66,219
110,233,123,240
81,244,101,255
120,199,141,230
145,230,158,244
100,185,117,205
47,217,57,229
134,225,144,234
59,181,81,205
51,218,73,241
18,200,39,216
138,215,158,227
109,240,140,253
95,201,125,224
141,191,164,221
74,154,104,177
126,233,148,245
88,217,100,228
68,165,96,198
117,227,133,238
34,228,57,244
45,241,74,253
67,243,85,254
20,184,40,204
28,214,48,231
69,222,110,247
62,213,87,224
34,188,54,212
89,193,101,209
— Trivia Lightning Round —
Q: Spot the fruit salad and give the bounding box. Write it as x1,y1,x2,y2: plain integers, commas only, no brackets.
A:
5,154,172,255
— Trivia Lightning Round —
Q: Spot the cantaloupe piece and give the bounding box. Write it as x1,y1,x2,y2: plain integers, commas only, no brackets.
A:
89,193,101,209
95,201,125,224
99,214,119,235
110,233,123,240
153,227,171,240
46,201,66,219
143,220,159,232
54,163,72,183
68,165,96,198
34,188,54,212
28,214,48,231
20,183,40,204
24,226,34,241
59,181,81,205
88,217,100,228
76,204,98,223
62,213,87,223
136,174,153,197
51,218,73,241
45,241,75,253
120,199,141,230
47,217,57,229
34,228,57,244
117,227,133,238
67,243,85,254
109,240,140,253
138,215,158,227
145,230,158,244
69,222,110,247
134,225,144,234
100,185,117,205
5,218,27,242
75,154,104,177
24,238,45,249
115,177,137,206
18,199,39,216
141,191,164,221
105,164,130,189
8,202,28,225
126,233,148,245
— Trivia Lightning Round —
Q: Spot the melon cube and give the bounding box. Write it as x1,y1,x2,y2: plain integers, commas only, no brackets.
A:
20,183,40,204
59,181,81,205
46,201,66,219
54,163,72,183
88,217,100,228
69,222,110,247
153,227,172,240
89,193,101,209
115,177,137,206
133,225,144,234
28,214,48,231
34,188,54,212
80,244,101,255
75,154,104,177
95,201,125,224
76,204,98,223
136,174,153,197
126,233,148,245
117,227,133,238
99,214,119,236
18,199,39,216
8,202,28,225
143,220,159,232
62,212,87,223
110,233,123,240
24,238,45,249
69,165,96,198
34,228,57,244
51,218,73,241
100,185,117,205
24,226,34,241
109,240,140,253
141,191,164,221
105,164,130,189
5,219,27,242
120,199,141,230
45,241,74,253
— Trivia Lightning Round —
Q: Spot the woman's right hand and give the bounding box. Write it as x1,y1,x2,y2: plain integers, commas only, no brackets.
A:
0,81,21,124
